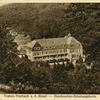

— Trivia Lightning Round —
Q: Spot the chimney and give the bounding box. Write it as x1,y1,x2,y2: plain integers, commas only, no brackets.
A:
64,33,71,39
68,33,71,37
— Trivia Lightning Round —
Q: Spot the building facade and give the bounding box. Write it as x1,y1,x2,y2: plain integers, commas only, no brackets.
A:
14,34,85,65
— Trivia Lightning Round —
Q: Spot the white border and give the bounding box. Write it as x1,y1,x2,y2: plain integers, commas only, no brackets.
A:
0,1,100,100
0,0,100,3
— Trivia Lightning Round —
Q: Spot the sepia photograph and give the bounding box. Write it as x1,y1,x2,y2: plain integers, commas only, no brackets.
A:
0,3,100,94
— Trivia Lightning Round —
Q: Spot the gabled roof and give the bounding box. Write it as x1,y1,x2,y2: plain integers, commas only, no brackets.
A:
14,34,31,45
27,40,37,48
67,37,82,49
36,37,68,48
26,36,82,50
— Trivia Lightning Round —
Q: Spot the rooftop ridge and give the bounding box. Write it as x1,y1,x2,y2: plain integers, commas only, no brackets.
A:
34,36,68,41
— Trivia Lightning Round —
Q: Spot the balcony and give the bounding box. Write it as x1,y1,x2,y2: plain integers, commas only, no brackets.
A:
34,55,69,62
32,52,68,57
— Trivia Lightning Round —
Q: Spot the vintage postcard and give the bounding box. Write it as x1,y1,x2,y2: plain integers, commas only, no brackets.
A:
0,0,100,100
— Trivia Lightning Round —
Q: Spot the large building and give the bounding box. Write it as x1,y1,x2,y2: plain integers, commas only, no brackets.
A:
14,33,85,65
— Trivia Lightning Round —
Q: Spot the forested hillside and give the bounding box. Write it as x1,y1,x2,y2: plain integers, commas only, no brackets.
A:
64,4,100,62
0,3,100,93
0,3,100,61
0,3,68,38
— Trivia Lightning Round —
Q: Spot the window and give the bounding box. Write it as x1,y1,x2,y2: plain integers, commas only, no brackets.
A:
34,47,40,51
49,47,52,49
34,52,36,56
45,51,48,54
63,49,66,52
37,52,39,55
34,52,41,55
72,54,77,58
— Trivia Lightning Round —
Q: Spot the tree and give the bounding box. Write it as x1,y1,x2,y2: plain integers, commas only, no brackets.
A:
0,25,17,83
64,3,100,59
